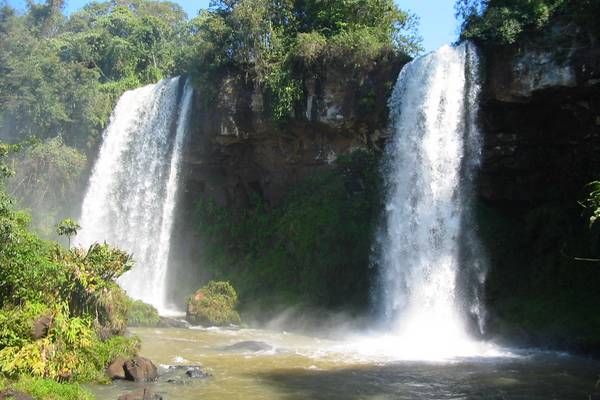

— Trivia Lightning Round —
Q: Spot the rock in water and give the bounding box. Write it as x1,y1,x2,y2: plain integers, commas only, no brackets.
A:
106,356,128,380
221,341,273,352
185,366,211,379
158,316,190,328
117,389,162,400
124,357,158,382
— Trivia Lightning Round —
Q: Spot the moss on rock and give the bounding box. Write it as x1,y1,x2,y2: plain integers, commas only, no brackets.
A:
127,300,160,327
186,281,241,326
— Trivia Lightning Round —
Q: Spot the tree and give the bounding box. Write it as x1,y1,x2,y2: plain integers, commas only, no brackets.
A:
56,218,80,247
456,0,600,45
187,0,421,119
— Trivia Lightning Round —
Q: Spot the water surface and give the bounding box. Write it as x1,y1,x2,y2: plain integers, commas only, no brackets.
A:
89,327,600,399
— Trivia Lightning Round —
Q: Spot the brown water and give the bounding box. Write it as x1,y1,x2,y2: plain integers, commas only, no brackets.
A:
89,327,600,399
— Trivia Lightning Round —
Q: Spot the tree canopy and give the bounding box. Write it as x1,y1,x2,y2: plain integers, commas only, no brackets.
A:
457,0,600,45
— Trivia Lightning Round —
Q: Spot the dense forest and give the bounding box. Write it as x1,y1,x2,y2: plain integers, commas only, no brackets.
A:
0,0,599,398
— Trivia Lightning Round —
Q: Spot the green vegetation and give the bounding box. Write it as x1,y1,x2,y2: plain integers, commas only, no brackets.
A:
127,300,160,327
0,376,93,400
184,0,421,119
457,0,600,45
0,0,189,148
478,199,600,350
6,138,86,238
584,181,600,228
0,140,139,395
1,0,191,236
56,219,81,247
186,281,241,326
194,151,382,312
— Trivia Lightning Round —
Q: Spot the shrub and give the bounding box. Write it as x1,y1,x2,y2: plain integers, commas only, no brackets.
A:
293,32,327,66
186,281,241,326
0,302,138,382
127,300,160,327
1,376,93,400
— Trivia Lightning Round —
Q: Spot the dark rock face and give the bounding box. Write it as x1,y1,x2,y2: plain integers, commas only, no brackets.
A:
123,357,159,382
479,38,600,204
221,341,273,352
117,389,162,400
476,31,600,353
182,54,405,210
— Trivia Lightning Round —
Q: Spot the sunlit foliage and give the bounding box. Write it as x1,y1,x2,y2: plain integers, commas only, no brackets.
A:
456,0,600,45
185,0,421,119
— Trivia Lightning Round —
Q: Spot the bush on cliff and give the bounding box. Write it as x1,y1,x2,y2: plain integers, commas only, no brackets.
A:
186,281,241,326
127,300,160,327
185,0,421,120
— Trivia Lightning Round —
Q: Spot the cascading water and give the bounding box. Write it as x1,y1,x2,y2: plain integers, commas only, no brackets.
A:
76,77,193,314
349,42,500,360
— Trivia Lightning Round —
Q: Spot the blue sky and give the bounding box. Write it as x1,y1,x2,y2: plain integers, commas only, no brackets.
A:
7,0,459,52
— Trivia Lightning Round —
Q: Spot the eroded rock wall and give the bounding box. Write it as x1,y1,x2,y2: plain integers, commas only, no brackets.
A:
181,54,405,209
476,32,600,353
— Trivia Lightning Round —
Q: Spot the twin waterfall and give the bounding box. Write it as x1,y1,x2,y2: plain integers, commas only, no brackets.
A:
77,43,487,355
77,77,193,314
375,42,487,358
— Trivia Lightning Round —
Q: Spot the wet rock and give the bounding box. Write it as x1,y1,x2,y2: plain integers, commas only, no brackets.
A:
31,314,53,340
163,364,212,380
166,378,186,385
221,340,273,352
157,316,190,329
185,366,211,379
106,356,128,380
0,390,34,400
117,388,162,400
124,357,158,382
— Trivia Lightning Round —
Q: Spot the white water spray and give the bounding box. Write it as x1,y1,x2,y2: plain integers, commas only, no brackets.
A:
360,43,498,360
77,77,193,313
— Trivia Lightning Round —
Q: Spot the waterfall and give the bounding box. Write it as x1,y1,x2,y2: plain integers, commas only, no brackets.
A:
374,42,489,359
76,77,193,314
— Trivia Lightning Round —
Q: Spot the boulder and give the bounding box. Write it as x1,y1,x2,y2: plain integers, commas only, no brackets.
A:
185,366,211,379
0,390,34,400
30,314,53,340
221,340,272,352
163,364,212,381
117,389,162,400
106,356,128,380
123,357,158,382
157,316,190,329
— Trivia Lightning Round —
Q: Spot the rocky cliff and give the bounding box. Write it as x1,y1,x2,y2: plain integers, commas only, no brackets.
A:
167,53,405,308
180,52,405,209
476,29,600,353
